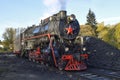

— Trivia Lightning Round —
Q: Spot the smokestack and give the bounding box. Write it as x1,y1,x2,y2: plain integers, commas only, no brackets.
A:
59,10,66,19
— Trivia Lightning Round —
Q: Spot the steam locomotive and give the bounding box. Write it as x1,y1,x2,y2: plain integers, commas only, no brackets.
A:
14,10,88,70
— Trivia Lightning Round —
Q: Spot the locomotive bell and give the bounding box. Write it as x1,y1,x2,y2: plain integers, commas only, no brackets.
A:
59,10,66,19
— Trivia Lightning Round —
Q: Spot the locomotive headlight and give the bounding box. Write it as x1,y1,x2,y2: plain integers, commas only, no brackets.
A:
65,47,69,52
83,47,86,51
70,14,76,21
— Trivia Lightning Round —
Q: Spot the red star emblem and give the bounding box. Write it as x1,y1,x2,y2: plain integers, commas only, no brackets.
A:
65,25,73,35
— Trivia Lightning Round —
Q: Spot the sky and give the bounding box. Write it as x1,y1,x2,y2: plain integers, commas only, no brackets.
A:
0,0,120,40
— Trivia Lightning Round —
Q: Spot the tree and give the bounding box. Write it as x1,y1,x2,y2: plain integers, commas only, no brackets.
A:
80,25,95,36
0,40,1,44
113,23,120,49
2,28,15,51
96,22,120,49
86,9,97,36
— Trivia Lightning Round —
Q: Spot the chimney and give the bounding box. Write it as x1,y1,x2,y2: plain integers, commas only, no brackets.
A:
59,10,66,19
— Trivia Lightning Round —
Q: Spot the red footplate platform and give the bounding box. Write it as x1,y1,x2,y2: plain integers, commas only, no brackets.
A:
65,59,87,71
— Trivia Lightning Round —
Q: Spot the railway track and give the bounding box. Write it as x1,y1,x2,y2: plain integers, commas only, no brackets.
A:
76,71,120,80
44,64,120,80
84,67,120,80
48,66,120,80
76,68,119,80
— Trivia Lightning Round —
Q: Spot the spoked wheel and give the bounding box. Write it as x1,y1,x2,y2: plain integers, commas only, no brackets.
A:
58,59,67,71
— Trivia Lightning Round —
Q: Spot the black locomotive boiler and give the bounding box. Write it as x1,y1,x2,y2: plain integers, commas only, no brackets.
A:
14,10,88,70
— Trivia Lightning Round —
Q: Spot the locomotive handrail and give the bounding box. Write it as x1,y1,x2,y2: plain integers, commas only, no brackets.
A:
47,34,58,67
22,34,54,41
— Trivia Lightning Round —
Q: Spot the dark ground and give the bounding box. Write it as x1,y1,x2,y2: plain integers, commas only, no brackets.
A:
0,53,120,80
0,53,87,80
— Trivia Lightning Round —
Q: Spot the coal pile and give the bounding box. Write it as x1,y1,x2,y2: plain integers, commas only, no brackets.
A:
85,37,120,70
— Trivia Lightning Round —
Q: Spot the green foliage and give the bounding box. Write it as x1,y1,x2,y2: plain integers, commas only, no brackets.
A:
2,28,15,51
113,23,120,49
79,25,95,36
96,22,120,49
97,22,109,41
79,23,119,49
